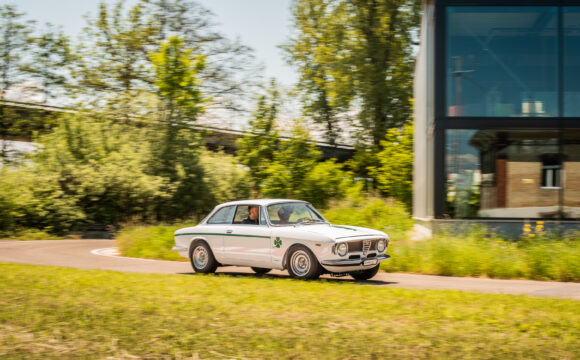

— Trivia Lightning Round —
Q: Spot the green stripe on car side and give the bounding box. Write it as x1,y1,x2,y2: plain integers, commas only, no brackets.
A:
177,233,270,239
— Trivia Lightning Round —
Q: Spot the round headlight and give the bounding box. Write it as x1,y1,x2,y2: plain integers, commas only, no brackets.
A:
377,239,386,252
336,243,348,257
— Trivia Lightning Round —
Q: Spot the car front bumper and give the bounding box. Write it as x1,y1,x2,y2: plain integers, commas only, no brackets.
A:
172,245,189,258
320,254,390,273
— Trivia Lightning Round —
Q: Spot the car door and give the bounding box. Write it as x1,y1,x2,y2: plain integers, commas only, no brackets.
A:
222,205,272,268
202,205,236,262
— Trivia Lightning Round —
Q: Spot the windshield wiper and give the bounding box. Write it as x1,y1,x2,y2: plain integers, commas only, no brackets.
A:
297,218,325,224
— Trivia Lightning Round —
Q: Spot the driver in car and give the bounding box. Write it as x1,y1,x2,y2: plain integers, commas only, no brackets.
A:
242,205,260,224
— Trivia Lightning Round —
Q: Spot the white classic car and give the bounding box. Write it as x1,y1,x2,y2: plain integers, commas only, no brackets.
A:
172,199,390,280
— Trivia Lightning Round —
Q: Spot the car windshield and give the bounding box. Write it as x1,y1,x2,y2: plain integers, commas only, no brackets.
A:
267,202,327,226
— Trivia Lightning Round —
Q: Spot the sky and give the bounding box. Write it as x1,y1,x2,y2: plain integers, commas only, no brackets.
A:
1,0,298,86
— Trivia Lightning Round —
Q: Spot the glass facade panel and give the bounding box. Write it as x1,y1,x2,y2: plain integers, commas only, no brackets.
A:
564,7,580,117
446,130,563,219
446,7,558,117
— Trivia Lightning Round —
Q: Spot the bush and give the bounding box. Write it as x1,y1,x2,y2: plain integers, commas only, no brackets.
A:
199,149,250,204
322,196,414,242
370,121,413,210
116,224,192,261
0,229,63,240
0,168,86,235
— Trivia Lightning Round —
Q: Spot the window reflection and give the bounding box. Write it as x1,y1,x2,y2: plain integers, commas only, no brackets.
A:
562,130,580,219
564,8,580,117
444,130,580,219
447,7,558,117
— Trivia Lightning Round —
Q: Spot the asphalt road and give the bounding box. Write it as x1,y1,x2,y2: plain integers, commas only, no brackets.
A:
1,239,579,300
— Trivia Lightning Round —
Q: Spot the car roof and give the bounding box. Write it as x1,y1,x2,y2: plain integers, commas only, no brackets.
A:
216,199,308,207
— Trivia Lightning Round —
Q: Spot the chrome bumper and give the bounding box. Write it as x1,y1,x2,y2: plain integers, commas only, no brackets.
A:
172,246,188,252
321,254,390,267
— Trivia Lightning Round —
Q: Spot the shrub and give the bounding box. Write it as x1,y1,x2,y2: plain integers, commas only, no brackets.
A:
116,224,193,261
321,196,414,241
198,149,250,204
370,121,413,211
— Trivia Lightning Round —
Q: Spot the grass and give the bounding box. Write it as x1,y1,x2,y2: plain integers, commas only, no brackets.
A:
116,223,191,261
0,263,579,359
0,229,68,241
115,197,414,261
382,235,580,282
115,199,580,282
322,197,414,242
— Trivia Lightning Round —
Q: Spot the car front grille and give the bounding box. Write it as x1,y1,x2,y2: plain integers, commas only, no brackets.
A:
362,240,371,255
346,239,379,254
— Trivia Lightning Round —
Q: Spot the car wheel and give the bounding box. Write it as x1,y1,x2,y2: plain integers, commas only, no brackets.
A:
287,245,321,280
251,267,271,275
349,264,380,281
189,241,218,274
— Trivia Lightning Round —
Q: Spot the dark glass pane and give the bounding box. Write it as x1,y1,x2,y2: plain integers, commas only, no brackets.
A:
564,7,580,117
562,129,580,219
446,7,558,117
446,130,561,218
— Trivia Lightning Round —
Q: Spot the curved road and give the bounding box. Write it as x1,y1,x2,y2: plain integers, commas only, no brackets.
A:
1,239,579,300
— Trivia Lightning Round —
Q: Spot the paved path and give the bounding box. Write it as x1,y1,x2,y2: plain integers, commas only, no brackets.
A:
1,239,579,300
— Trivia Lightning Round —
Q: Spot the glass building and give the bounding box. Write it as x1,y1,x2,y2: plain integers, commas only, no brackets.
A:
414,0,580,234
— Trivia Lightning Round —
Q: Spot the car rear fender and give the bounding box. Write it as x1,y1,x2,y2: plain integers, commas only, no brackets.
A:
189,238,223,266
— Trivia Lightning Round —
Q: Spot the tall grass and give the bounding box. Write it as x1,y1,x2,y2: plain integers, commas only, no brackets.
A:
116,224,191,261
383,234,580,282
322,197,414,241
115,198,579,282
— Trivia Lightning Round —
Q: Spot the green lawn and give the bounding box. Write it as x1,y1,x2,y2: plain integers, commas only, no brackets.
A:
1,263,578,359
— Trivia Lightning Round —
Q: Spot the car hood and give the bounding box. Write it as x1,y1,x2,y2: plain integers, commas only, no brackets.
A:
294,224,387,241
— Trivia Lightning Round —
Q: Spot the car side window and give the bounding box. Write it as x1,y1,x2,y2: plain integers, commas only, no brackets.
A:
233,205,261,225
207,206,235,224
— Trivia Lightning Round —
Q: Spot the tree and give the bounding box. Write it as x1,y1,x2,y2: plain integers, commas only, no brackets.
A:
0,6,73,164
284,0,421,148
150,35,205,128
73,0,259,116
24,24,73,101
74,1,156,96
142,0,261,112
282,0,354,146
261,122,354,207
148,35,211,220
236,83,281,193
0,5,33,163
369,121,413,210
262,122,322,199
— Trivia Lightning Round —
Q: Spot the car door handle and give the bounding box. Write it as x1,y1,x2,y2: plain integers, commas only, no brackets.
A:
226,229,233,234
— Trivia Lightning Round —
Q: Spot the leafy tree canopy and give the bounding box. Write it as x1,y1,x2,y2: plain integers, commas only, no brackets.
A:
284,0,421,148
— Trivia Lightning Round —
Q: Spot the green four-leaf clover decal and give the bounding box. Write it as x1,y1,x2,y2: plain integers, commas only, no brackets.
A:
274,237,282,248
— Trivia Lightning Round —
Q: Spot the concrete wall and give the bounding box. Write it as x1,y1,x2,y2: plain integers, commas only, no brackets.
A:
413,0,435,221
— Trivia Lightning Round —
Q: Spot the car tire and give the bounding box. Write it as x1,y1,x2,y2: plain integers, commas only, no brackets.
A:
189,241,218,274
287,245,321,280
251,267,271,275
349,264,380,281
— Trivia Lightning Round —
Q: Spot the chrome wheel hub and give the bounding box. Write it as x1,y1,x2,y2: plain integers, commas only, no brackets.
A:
290,250,311,277
192,246,208,269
